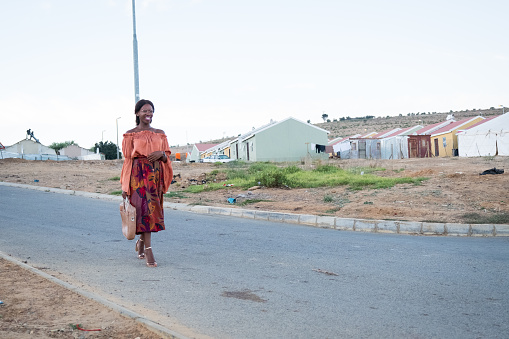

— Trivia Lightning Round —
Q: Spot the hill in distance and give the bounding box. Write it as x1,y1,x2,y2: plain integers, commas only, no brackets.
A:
172,107,504,150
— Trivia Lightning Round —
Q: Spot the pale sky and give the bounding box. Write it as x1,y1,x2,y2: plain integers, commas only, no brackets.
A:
2,0,508,149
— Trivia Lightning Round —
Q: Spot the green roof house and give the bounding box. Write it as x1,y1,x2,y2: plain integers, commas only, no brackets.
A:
229,117,329,162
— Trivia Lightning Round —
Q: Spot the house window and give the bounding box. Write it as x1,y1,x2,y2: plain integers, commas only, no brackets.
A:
376,142,381,150
351,143,357,151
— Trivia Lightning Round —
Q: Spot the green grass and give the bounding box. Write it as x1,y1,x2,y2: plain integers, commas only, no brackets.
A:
182,163,428,193
325,207,341,214
461,212,509,224
237,199,272,206
164,191,187,199
108,176,120,181
110,190,122,196
323,195,334,203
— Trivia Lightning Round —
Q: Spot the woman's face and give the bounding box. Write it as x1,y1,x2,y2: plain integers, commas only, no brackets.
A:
136,103,153,125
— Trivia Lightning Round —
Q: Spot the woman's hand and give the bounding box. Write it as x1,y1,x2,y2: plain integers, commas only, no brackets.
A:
122,191,128,199
147,151,167,163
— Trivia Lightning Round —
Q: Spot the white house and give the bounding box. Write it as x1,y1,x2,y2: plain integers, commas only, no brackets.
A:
457,114,509,157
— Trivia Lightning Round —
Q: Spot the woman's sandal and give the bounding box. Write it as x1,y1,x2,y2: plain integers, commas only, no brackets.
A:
135,239,145,259
145,247,157,267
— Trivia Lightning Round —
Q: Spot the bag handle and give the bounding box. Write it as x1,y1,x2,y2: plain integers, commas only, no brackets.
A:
123,196,131,208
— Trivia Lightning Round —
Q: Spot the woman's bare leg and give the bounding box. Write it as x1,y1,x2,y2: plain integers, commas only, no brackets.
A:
143,232,157,267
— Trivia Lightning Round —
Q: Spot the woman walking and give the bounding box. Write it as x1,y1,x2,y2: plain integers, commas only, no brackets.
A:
120,99,173,267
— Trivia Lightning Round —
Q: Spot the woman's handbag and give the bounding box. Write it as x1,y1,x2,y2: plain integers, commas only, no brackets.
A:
120,197,136,240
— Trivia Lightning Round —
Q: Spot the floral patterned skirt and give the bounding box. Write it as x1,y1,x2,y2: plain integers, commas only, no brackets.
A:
129,157,165,233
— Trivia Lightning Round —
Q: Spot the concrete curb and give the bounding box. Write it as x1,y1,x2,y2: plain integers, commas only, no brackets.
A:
2,181,508,237
0,251,190,339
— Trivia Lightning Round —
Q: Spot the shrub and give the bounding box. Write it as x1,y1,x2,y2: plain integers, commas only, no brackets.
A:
314,165,339,173
248,162,277,174
461,212,509,224
323,195,334,203
254,168,288,188
283,165,302,174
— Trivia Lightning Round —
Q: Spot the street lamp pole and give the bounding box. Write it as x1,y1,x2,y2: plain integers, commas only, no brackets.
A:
116,117,121,159
132,0,140,104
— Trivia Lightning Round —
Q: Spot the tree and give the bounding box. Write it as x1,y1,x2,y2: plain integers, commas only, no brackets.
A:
93,141,121,160
49,141,76,155
321,113,328,122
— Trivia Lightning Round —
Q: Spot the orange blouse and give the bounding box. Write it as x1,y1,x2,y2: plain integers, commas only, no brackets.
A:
120,130,173,194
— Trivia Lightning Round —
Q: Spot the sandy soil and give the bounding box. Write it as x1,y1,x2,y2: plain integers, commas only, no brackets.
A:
1,157,507,223
0,258,167,339
0,156,508,338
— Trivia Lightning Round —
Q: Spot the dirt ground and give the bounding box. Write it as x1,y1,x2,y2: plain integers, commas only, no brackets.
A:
1,156,508,224
0,156,508,338
0,257,171,339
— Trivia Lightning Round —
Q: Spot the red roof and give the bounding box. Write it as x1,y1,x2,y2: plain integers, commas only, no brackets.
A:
461,115,498,131
359,131,377,138
415,120,454,135
372,128,401,138
384,126,415,138
431,116,483,136
195,143,218,152
329,134,360,146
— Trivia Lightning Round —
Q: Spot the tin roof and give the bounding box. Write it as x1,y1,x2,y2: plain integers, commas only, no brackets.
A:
431,116,483,136
328,134,361,146
414,120,455,135
460,115,498,131
372,128,401,139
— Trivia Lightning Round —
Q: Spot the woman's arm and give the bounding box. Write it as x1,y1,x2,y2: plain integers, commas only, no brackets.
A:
147,151,167,163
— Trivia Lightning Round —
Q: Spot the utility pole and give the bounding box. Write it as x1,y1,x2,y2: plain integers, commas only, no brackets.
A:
116,117,121,159
132,0,140,104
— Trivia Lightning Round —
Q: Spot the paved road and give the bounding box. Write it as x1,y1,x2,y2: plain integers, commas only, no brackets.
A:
1,185,508,339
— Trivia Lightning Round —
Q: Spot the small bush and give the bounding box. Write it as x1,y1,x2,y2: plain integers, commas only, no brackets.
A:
323,195,334,203
314,165,339,173
248,162,277,174
237,199,271,206
283,165,302,174
225,168,250,180
255,168,288,188
461,212,509,224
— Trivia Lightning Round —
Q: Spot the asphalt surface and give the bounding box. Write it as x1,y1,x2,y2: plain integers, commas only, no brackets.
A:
1,185,509,338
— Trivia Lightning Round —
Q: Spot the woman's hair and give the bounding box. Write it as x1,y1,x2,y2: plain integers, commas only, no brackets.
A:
134,99,155,125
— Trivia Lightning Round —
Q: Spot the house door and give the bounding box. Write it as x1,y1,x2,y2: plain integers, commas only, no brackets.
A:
421,138,431,158
246,142,250,161
235,144,239,160
434,138,439,156
359,141,366,159
408,138,418,158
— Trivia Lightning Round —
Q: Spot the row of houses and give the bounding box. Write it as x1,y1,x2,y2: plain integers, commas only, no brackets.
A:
330,113,509,160
187,117,330,163
3,113,507,163
0,139,104,160
187,113,509,163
